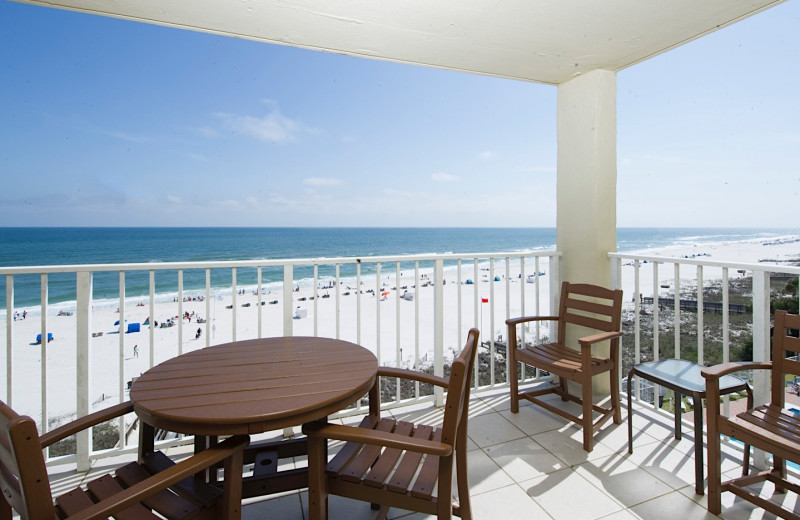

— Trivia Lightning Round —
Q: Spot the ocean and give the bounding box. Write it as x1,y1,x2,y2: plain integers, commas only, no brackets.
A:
0,227,796,308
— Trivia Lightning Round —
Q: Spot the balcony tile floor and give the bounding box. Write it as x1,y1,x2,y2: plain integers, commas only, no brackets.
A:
49,387,799,520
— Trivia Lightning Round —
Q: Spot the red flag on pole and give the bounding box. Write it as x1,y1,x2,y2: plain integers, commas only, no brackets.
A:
481,298,489,303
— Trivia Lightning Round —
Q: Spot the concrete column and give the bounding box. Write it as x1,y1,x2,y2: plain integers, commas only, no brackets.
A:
557,69,617,286
557,69,618,395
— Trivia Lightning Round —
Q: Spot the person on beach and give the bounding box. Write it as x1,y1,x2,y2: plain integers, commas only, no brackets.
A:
133,344,139,358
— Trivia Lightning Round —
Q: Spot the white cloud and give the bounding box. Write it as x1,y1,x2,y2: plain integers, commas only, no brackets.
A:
478,151,494,160
216,106,313,144
166,195,183,204
304,177,343,187
432,172,459,182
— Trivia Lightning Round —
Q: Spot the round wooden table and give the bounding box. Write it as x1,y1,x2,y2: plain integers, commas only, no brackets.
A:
131,336,378,436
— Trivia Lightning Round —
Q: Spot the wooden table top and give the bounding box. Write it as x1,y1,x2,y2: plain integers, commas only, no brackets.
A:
130,337,378,436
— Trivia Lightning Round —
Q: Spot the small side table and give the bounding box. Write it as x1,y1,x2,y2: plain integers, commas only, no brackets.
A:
627,358,752,495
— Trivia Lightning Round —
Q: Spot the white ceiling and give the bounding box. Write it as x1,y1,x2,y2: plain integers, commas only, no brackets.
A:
12,0,786,84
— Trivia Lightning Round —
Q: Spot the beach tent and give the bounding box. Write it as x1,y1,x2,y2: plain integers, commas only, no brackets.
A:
35,333,53,344
127,323,141,333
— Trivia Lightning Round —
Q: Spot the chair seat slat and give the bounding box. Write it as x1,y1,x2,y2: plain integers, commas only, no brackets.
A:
340,418,397,483
85,474,160,520
363,421,415,488
115,462,204,520
410,428,443,499
386,424,434,494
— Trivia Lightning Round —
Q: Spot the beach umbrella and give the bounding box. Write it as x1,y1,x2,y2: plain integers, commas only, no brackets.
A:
113,319,127,326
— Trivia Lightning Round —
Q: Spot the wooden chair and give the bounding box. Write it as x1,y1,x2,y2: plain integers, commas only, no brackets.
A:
703,310,800,519
0,399,248,520
506,281,623,452
302,328,479,520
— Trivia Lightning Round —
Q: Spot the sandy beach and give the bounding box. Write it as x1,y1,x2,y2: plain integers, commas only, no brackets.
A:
3,235,800,425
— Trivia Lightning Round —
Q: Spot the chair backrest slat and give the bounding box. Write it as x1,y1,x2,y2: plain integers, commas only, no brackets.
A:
557,282,623,342
772,311,800,406
0,401,55,520
564,312,616,333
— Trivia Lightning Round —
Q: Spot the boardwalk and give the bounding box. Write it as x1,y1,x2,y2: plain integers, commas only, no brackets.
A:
641,297,746,314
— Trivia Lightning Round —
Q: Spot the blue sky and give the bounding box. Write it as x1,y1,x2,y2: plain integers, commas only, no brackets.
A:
0,1,798,228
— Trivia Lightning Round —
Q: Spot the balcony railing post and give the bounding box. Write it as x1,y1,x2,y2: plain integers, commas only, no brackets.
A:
76,270,92,472
751,270,771,470
5,275,12,407
40,273,48,430
283,265,293,336
549,254,559,342
434,258,444,406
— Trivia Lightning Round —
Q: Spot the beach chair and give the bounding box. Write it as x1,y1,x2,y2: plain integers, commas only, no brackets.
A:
302,328,479,520
0,399,248,520
506,281,623,452
703,310,800,518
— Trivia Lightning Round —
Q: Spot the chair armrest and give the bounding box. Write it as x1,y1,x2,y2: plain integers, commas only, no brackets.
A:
701,361,771,381
377,367,449,389
303,422,452,457
40,401,135,448
64,435,249,520
578,331,623,347
506,315,559,327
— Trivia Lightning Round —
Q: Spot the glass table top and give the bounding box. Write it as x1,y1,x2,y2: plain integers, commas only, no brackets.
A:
632,358,747,394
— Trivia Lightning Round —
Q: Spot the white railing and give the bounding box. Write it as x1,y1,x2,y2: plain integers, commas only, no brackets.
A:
0,250,560,468
610,252,800,416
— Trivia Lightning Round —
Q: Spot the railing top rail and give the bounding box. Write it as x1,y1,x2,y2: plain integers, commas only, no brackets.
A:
0,250,560,275
609,252,800,275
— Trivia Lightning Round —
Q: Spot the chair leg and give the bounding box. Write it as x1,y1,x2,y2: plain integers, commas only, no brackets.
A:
582,376,594,452
774,456,787,494
509,344,520,414
221,442,244,520
306,433,329,520
0,498,11,520
706,420,722,513
455,437,471,520
437,456,453,520
610,363,622,425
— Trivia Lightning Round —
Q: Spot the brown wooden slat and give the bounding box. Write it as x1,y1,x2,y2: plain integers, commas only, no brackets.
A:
784,358,800,374
386,424,434,493
56,487,99,517
86,474,160,520
115,462,203,520
142,451,222,508
340,418,397,483
564,312,615,332
410,428,443,499
326,416,379,476
363,421,415,488
563,296,615,318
